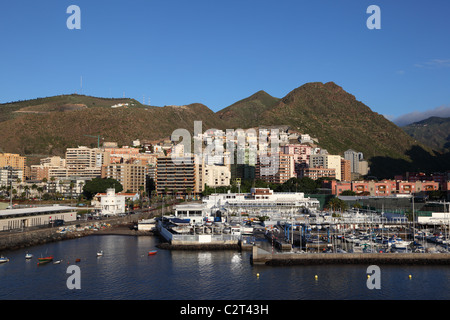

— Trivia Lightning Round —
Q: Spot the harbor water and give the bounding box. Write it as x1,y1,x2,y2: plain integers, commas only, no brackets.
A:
0,234,449,301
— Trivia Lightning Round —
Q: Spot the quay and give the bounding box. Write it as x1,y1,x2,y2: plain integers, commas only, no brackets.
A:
251,246,450,266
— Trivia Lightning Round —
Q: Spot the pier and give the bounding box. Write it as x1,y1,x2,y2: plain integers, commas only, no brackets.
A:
251,245,450,266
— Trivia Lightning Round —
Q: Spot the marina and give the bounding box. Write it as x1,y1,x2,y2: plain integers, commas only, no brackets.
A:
149,188,450,265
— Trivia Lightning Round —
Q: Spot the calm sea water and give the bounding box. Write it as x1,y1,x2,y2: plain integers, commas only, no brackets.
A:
0,235,449,302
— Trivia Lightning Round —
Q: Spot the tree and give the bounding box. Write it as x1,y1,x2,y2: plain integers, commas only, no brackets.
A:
326,197,348,212
82,178,123,200
37,186,44,201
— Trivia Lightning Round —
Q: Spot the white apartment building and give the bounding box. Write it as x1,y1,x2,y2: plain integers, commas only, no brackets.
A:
0,167,23,187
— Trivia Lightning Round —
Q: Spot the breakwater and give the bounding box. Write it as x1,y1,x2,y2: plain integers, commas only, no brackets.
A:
251,246,450,266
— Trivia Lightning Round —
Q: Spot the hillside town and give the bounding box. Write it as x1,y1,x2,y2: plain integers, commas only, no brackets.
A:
0,128,450,204
0,126,449,209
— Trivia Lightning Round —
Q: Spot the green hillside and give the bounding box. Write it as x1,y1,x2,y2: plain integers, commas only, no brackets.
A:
0,95,223,160
402,117,450,153
0,84,447,178
217,90,280,128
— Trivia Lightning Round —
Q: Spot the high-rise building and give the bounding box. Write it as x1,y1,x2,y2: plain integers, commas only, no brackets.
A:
156,155,204,196
344,149,370,177
256,153,295,184
0,153,26,181
309,154,342,181
102,163,149,193
340,158,351,181
0,167,23,187
65,146,110,178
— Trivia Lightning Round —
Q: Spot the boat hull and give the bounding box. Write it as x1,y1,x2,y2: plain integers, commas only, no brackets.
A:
37,256,53,265
148,251,157,256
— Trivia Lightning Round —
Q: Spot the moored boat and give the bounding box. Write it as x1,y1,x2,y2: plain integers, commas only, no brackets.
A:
97,251,103,257
0,256,9,263
148,250,157,256
25,253,33,259
37,256,53,265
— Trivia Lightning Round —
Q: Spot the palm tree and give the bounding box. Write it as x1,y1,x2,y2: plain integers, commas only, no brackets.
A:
50,177,56,198
23,185,30,200
69,182,75,200
37,186,44,201
31,183,38,199
186,187,192,201
78,181,84,194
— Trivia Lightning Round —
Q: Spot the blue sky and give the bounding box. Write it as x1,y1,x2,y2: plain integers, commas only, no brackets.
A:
0,0,449,123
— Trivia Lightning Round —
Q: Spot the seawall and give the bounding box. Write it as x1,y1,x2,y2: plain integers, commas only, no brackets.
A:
0,211,155,252
251,246,450,266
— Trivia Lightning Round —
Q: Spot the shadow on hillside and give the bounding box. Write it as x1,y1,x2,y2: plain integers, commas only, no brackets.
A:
369,145,450,179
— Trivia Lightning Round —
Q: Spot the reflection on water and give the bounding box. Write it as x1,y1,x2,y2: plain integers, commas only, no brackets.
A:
0,235,449,300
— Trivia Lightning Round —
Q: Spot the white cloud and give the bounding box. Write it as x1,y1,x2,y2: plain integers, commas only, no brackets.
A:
392,105,450,126
414,59,450,69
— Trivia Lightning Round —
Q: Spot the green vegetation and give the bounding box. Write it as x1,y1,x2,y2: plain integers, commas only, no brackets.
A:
82,177,123,200
402,117,450,153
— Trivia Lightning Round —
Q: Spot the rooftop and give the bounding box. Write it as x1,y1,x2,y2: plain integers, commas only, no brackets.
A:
0,205,75,218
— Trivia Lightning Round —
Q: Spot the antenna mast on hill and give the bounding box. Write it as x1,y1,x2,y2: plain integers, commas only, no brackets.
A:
80,76,83,94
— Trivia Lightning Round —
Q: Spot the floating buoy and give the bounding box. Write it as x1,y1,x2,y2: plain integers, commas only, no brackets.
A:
256,273,260,278
409,274,412,279
367,274,371,278
314,275,318,280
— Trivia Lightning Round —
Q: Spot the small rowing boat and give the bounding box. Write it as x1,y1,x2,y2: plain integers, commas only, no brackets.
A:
37,256,53,265
148,250,157,256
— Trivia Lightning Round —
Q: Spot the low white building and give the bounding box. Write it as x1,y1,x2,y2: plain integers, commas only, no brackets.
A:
202,187,320,216
417,212,450,225
173,203,210,224
0,205,77,231
92,188,126,216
